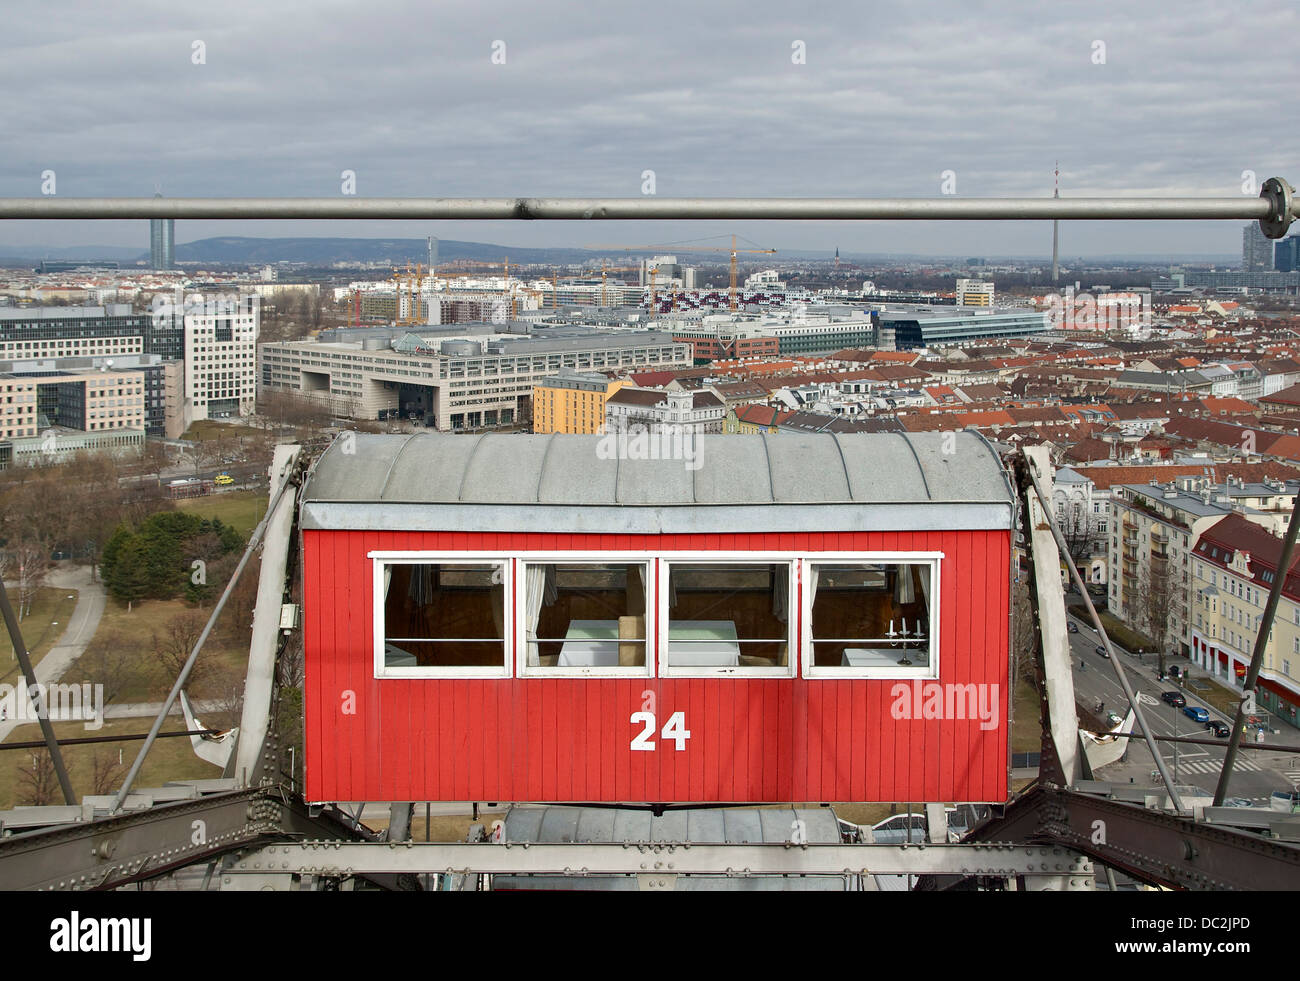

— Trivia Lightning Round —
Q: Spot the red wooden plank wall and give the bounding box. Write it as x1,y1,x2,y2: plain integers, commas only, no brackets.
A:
303,529,1009,804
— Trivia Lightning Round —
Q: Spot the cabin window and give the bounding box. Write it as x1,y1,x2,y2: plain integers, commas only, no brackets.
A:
802,558,939,678
659,561,794,676
520,561,650,675
374,559,509,677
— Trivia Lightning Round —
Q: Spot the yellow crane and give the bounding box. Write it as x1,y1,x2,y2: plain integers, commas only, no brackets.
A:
587,235,777,311
598,261,641,307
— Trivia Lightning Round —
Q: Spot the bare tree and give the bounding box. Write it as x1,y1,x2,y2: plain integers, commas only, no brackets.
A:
16,751,58,806
203,662,246,732
78,630,146,704
1057,504,1097,576
1128,552,1186,671
90,750,124,796
150,610,208,696
278,631,305,689
13,541,48,619
1011,577,1038,688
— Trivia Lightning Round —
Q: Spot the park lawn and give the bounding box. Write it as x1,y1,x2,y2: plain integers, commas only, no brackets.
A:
90,596,253,704
181,419,264,443
0,717,219,809
0,588,80,687
176,490,266,538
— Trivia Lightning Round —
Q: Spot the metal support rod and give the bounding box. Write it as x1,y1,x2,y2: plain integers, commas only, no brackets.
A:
0,728,216,751
0,192,1291,223
1214,495,1300,805
1024,458,1184,810
0,579,75,804
1082,730,1300,753
110,471,297,812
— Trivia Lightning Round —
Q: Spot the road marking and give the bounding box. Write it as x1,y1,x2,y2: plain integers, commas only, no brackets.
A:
1170,758,1261,775
1136,693,1158,705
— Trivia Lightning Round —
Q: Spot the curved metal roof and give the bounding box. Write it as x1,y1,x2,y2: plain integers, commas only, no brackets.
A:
300,431,1014,533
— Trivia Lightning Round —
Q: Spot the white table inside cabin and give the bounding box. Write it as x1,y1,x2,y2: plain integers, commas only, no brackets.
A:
557,620,621,666
556,619,742,667
842,647,928,668
384,642,419,667
667,620,741,667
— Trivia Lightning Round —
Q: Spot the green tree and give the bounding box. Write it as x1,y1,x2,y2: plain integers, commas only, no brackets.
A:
104,536,150,606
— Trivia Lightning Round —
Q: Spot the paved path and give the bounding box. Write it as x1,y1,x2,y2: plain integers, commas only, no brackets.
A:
0,564,104,743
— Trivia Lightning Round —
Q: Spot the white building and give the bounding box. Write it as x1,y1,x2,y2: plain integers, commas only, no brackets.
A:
156,294,259,423
955,279,995,307
604,388,725,435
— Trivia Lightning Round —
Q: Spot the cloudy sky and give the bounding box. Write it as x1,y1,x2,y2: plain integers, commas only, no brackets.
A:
2,0,1296,258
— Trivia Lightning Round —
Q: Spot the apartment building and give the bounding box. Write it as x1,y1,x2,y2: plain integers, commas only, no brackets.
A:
1190,512,1300,729
532,371,628,434
604,387,726,435
1108,477,1299,658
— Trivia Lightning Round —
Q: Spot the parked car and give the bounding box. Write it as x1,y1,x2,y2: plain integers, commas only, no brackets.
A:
1207,720,1231,737
1182,705,1210,723
1222,797,1253,808
1161,691,1186,708
1094,645,1110,658
1269,791,1300,814
869,813,929,844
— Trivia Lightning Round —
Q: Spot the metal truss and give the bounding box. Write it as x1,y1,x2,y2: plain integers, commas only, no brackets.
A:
222,840,1094,887
964,785,1300,892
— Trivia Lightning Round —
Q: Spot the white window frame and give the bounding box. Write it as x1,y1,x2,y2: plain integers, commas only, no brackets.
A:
801,552,943,680
515,553,655,679
369,551,513,679
656,553,797,679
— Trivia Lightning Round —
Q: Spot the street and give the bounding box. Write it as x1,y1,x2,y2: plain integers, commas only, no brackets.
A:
1065,607,1300,804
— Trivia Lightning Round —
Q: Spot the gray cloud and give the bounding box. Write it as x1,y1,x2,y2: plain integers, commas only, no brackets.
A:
1,0,1296,256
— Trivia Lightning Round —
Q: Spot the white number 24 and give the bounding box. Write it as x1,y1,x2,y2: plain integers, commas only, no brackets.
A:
630,711,691,751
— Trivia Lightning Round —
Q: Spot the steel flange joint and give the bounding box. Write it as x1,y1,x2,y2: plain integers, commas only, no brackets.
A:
1259,177,1295,239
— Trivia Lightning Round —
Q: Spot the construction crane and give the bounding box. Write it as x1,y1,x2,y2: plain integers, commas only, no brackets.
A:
588,235,777,311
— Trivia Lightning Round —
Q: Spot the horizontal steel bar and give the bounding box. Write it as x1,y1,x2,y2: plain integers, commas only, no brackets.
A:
0,196,1286,221
231,841,1093,877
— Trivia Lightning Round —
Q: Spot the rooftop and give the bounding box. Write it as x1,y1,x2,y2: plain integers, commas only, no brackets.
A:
301,431,1014,534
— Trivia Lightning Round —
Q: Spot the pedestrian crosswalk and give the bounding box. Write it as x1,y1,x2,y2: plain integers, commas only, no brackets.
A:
1168,756,1262,775
1284,770,1300,787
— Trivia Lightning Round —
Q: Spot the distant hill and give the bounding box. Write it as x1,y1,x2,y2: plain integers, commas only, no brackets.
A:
171,236,598,265
0,244,144,262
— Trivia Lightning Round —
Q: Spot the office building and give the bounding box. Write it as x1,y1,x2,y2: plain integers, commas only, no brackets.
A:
0,304,182,361
1276,235,1300,274
955,278,995,307
1243,223,1272,272
876,306,1050,350
260,322,691,431
150,191,175,270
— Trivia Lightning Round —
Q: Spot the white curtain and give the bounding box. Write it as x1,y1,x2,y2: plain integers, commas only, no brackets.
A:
894,564,916,605
383,566,392,599
408,564,435,605
524,564,554,665
806,565,820,607
772,564,788,623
